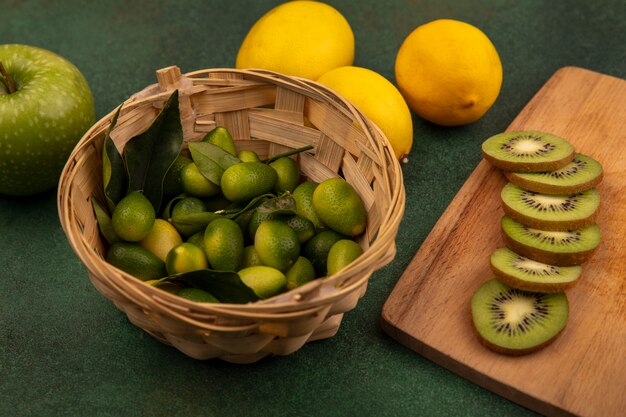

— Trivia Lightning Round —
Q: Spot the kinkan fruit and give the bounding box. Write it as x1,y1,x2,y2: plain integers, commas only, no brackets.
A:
99,126,368,304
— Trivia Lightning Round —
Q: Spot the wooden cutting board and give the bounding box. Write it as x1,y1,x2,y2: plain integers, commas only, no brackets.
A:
381,67,626,417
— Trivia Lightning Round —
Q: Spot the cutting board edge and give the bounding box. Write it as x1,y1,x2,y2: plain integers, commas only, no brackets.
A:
552,65,624,82
379,316,575,417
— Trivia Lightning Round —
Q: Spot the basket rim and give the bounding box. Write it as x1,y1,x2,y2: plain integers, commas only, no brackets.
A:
57,67,406,315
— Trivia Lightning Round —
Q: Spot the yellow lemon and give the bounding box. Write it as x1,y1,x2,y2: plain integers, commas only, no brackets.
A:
236,1,354,80
395,19,503,126
317,66,413,162
139,218,183,262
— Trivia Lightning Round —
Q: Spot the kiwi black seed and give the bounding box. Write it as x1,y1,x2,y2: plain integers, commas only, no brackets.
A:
500,182,599,231
490,247,582,292
482,131,575,172
501,215,601,266
471,278,569,355
505,153,603,194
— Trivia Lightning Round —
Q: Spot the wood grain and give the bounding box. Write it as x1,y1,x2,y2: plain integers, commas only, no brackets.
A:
381,67,626,417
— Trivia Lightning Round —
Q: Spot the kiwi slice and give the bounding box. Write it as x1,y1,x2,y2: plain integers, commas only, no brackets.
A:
501,216,600,266
505,153,603,194
471,279,569,355
482,131,575,172
490,247,582,292
501,182,599,231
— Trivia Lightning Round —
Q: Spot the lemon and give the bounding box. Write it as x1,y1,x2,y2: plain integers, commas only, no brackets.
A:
312,178,366,237
236,1,354,80
395,19,503,126
317,66,413,162
203,218,244,271
165,242,208,275
176,287,219,303
107,242,166,281
254,220,300,271
292,181,326,232
285,256,316,290
181,162,221,198
111,191,155,242
221,162,277,203
238,266,286,299
303,230,345,276
269,157,300,194
139,219,183,262
326,239,363,275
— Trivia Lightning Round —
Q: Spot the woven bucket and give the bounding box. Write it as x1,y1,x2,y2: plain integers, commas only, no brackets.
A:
58,66,405,363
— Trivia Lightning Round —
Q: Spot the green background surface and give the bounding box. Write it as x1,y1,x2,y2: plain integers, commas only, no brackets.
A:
1,1,624,416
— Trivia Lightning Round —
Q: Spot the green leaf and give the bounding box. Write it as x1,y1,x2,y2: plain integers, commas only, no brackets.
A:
154,269,260,304
202,127,237,156
91,198,120,244
189,141,240,170
124,91,184,213
169,211,222,230
102,106,126,212
189,149,222,185
161,193,186,219
188,141,240,185
220,193,275,218
262,145,314,164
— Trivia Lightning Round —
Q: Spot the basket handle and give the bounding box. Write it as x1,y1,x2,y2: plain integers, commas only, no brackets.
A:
156,66,196,140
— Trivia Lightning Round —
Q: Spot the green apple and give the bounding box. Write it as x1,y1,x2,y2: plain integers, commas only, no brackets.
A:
0,44,95,196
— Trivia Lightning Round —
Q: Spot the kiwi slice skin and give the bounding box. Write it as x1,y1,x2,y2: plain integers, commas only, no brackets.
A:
471,279,569,355
490,247,582,292
505,153,603,195
501,182,600,231
501,216,600,266
482,131,575,172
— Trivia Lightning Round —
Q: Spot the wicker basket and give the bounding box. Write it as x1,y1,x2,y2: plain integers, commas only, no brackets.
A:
57,66,405,363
